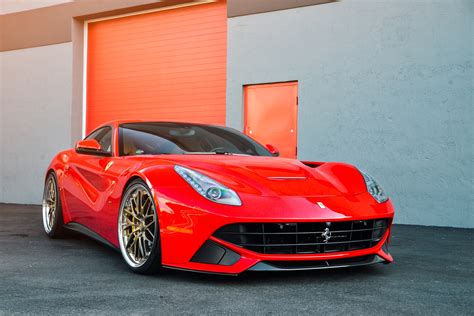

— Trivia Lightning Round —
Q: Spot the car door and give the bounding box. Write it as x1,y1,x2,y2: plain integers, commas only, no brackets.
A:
61,126,119,235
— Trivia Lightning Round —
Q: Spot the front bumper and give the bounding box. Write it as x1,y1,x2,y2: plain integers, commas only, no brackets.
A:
163,234,393,275
156,189,394,275
164,228,393,274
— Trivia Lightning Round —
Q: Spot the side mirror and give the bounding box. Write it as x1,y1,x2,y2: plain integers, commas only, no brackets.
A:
265,144,280,157
75,139,109,156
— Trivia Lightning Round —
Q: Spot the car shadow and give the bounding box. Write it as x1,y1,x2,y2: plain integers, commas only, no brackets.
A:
65,231,391,285
159,264,389,285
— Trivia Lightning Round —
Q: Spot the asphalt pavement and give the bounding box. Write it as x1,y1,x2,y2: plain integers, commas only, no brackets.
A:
0,203,472,315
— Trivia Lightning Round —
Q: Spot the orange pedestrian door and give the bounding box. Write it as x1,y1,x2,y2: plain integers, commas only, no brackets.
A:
244,82,298,158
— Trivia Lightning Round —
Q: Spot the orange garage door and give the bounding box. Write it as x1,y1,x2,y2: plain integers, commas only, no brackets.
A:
85,1,227,134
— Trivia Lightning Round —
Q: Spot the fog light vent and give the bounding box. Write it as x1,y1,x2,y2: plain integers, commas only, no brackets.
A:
191,240,240,266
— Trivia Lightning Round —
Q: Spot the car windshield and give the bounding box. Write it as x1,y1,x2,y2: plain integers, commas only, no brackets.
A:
119,122,272,157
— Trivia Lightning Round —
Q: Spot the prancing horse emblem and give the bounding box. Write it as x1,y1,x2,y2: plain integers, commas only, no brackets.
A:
321,227,332,243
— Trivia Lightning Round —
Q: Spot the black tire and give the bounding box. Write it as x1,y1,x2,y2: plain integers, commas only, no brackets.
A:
118,179,163,274
42,172,67,238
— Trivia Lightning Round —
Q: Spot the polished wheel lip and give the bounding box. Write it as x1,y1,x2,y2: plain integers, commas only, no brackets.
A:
42,176,56,234
118,183,157,268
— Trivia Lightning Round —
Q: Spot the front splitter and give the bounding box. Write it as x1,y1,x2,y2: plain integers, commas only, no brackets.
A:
248,254,386,272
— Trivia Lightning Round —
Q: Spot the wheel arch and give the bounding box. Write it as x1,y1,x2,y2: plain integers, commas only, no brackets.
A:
45,168,56,181
122,169,166,203
121,174,160,213
122,175,148,195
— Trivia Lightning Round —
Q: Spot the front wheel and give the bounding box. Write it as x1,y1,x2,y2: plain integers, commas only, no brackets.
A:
118,179,162,274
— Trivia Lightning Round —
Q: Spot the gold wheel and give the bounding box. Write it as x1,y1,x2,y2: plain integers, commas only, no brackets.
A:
118,183,157,268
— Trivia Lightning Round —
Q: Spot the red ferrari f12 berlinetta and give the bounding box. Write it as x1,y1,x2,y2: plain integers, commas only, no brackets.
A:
42,120,394,275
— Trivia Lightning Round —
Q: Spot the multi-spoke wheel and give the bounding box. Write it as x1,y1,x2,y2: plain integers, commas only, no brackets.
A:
118,179,162,274
42,172,66,238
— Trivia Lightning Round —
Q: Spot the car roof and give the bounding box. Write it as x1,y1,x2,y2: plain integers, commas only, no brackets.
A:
99,119,225,129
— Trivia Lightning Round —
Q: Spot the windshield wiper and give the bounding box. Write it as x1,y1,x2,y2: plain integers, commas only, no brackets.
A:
213,150,234,155
183,151,218,155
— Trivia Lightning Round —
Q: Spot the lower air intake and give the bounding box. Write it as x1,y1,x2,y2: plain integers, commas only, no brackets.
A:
213,219,389,255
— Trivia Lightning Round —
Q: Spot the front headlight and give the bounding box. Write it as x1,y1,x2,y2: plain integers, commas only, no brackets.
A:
174,165,242,206
360,171,388,203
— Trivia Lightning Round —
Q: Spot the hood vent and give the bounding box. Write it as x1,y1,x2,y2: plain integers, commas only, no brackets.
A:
267,176,307,181
300,161,322,168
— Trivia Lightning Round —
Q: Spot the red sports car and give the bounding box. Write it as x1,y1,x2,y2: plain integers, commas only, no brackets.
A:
42,120,394,275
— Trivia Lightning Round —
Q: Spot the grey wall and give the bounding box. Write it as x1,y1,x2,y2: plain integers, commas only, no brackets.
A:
227,0,473,228
0,43,73,204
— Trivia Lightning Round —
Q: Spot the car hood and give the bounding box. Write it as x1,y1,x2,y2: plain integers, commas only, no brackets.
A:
152,154,366,197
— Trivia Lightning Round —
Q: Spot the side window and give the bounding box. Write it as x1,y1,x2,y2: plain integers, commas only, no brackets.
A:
86,127,113,154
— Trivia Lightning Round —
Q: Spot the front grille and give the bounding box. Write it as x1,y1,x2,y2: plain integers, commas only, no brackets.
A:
213,219,389,255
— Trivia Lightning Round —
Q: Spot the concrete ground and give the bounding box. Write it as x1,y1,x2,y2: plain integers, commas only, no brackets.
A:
0,204,472,315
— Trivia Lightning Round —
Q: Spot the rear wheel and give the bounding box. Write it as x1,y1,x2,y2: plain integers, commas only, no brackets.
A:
42,172,66,238
118,179,162,274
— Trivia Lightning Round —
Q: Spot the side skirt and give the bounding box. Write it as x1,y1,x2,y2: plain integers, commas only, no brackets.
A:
64,222,119,251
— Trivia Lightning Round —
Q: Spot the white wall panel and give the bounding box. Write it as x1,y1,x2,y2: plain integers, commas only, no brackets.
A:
0,43,72,204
